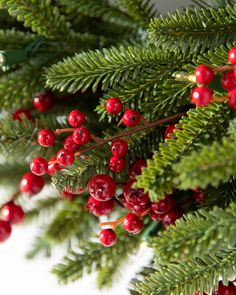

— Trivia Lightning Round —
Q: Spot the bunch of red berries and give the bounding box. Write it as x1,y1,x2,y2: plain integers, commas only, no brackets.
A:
191,47,236,109
195,280,236,295
0,201,25,243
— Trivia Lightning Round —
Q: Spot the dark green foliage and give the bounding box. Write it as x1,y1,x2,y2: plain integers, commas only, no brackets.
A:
0,29,37,50
136,103,230,201
52,231,140,286
150,203,236,263
137,248,236,295
148,4,236,53
174,119,236,189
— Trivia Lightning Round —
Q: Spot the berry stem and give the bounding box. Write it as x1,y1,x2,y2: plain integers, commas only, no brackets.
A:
212,96,228,103
75,113,185,156
99,216,125,229
55,128,75,135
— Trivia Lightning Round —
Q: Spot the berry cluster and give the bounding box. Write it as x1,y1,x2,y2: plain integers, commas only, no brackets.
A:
191,47,236,109
0,201,25,243
195,280,236,295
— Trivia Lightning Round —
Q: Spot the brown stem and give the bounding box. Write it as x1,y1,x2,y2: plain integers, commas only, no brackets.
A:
99,216,125,229
213,65,234,74
75,113,185,156
55,128,75,135
212,96,228,103
10,189,21,201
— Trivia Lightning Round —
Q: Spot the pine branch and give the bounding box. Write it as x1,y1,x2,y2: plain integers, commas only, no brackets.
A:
0,0,96,45
137,248,236,295
0,29,37,50
52,232,140,285
136,103,230,201
26,234,52,259
174,119,236,190
118,0,157,27
0,160,28,186
150,203,236,263
45,45,183,93
148,5,236,53
44,198,97,244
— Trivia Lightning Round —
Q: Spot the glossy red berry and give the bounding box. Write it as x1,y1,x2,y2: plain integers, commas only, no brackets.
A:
191,86,213,107
30,157,48,176
99,228,117,247
88,174,116,201
72,127,90,145
64,135,80,153
33,92,54,112
110,139,128,157
151,195,176,214
85,196,114,216
1,202,25,224
192,188,208,203
164,124,176,139
194,64,214,85
123,213,143,234
105,97,123,114
228,47,236,64
108,156,126,173
68,109,85,127
129,159,147,180
48,157,62,175
124,180,150,206
12,109,32,122
162,208,183,227
221,71,236,91
228,88,236,109
20,172,44,195
61,191,76,202
37,129,55,147
122,109,140,127
149,209,163,221
215,281,236,295
133,202,150,216
0,220,11,242
57,149,75,167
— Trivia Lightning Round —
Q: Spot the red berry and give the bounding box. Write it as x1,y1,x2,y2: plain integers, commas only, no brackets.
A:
221,71,236,91
48,157,62,175
0,220,11,242
85,196,114,216
149,209,163,221
194,64,214,85
164,124,176,139
12,109,32,122
228,88,236,109
216,281,236,295
68,109,85,127
1,202,25,224
72,127,90,145
105,97,123,114
30,157,48,176
123,213,143,234
64,135,80,153
129,159,147,180
228,47,236,64
61,191,76,202
162,208,183,227
151,195,176,214
20,172,44,195
110,139,128,157
192,188,208,203
108,156,126,173
123,109,140,127
99,228,117,247
191,86,213,107
88,174,116,201
33,92,54,112
115,193,134,211
57,149,75,167
133,202,150,216
37,129,55,147
124,180,150,206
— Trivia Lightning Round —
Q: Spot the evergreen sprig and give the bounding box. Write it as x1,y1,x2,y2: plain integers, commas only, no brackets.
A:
148,4,236,53
136,103,230,201
150,203,236,263
52,232,140,286
137,248,236,295
174,119,236,190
